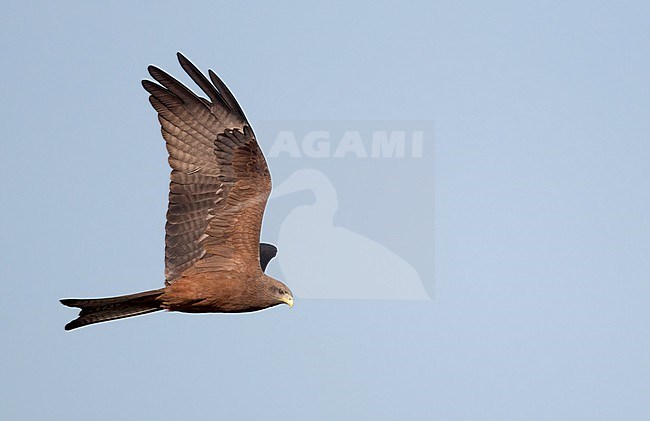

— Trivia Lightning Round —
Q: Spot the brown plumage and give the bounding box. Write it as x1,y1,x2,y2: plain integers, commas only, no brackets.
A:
61,54,293,331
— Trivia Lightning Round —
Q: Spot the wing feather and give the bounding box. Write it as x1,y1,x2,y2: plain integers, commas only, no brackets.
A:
143,53,270,283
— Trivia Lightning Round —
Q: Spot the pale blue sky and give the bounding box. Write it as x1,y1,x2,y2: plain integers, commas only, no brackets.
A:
1,1,649,420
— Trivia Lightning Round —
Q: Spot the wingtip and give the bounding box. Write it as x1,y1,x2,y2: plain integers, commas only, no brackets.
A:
141,79,153,90
147,64,166,80
176,52,189,65
141,77,163,92
207,68,220,81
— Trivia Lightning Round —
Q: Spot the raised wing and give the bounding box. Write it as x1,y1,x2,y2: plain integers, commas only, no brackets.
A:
142,53,271,284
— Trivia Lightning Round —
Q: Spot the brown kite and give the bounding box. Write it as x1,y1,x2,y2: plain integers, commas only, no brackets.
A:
61,53,293,330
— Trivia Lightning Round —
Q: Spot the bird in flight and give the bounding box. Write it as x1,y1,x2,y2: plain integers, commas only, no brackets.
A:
61,53,293,330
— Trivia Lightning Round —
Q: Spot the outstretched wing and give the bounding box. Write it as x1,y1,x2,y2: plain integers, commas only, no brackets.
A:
142,53,271,284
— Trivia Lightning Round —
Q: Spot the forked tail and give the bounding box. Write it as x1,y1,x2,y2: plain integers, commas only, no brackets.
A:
60,288,165,331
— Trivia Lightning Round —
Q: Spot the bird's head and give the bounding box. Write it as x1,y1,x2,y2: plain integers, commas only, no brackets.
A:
262,275,294,308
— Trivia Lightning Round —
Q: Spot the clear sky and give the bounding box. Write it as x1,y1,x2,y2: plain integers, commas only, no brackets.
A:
1,1,649,420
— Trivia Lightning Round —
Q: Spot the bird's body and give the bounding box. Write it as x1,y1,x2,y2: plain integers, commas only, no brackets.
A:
162,272,285,313
61,54,293,330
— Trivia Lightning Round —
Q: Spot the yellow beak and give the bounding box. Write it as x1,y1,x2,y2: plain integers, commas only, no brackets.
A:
282,295,294,308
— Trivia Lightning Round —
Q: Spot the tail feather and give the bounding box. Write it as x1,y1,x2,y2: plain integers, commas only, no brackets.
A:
61,288,164,331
